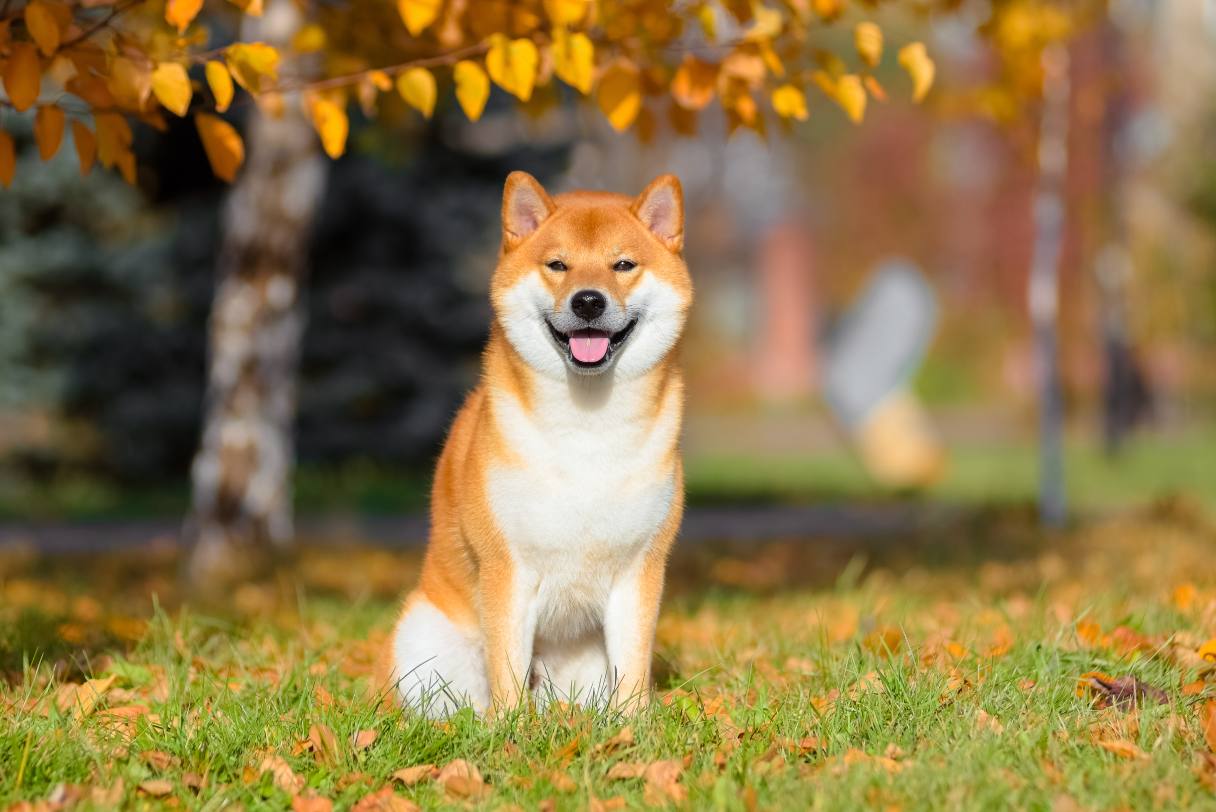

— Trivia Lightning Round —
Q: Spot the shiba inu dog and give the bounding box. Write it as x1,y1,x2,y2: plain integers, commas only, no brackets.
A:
380,172,691,717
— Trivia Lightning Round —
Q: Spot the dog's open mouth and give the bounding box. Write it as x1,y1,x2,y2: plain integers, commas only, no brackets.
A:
546,319,637,368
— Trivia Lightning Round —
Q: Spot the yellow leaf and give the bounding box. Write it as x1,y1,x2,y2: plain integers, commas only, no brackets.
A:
596,61,641,132
552,28,594,95
368,70,392,91
898,42,934,103
485,35,539,102
108,57,152,109
357,71,389,117
205,61,234,112
94,113,132,168
0,130,14,188
165,0,204,34
34,104,65,159
864,75,887,103
72,120,96,175
396,0,442,36
152,62,192,117
395,66,436,118
811,0,841,22
453,60,489,121
725,88,758,128
834,74,865,123
669,55,716,111
544,0,589,26
226,42,280,93
305,94,348,158
3,42,41,112
771,84,807,121
291,23,326,53
195,113,244,182
745,5,782,41
854,22,883,68
759,42,784,77
24,1,61,57
697,3,717,41
1199,638,1216,663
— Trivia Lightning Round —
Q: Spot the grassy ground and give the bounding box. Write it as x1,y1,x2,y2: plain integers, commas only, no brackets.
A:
1,425,1213,521
684,425,1216,510
2,501,1216,810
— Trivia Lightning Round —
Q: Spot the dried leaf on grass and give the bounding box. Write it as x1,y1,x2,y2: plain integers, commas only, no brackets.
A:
292,793,335,812
436,759,487,799
54,675,116,719
1095,739,1148,760
1076,672,1168,709
137,778,174,797
309,723,342,765
642,759,687,805
351,786,420,812
593,726,635,755
606,761,648,780
140,750,177,771
390,764,438,786
1203,700,1216,753
258,754,305,793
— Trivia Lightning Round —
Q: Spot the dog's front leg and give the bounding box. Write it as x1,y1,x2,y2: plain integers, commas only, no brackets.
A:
480,563,539,713
604,549,668,711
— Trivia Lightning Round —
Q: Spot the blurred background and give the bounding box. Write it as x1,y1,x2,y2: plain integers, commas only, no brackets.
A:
0,0,1213,565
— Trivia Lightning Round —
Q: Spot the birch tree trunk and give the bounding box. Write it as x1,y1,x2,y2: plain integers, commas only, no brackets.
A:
184,0,325,588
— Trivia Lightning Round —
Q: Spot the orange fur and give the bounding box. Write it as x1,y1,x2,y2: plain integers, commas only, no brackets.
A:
381,172,692,714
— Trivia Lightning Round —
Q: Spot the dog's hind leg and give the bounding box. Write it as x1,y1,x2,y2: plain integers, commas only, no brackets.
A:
387,593,490,718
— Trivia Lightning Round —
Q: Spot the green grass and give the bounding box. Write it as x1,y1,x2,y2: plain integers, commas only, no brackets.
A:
1,426,1213,521
2,507,1215,810
686,425,1216,510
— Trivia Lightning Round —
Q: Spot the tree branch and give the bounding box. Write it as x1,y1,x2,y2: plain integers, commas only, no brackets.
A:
57,0,142,51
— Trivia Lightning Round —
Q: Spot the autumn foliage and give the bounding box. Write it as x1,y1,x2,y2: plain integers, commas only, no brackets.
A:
0,0,938,186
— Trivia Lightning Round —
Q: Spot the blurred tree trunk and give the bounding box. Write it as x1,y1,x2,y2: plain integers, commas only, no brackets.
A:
1029,43,1070,528
184,0,325,589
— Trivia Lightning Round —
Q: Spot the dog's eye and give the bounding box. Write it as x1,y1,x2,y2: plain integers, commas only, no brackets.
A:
613,259,637,272
545,260,568,272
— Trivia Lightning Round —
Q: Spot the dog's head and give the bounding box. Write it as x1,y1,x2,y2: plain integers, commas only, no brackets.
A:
490,172,692,380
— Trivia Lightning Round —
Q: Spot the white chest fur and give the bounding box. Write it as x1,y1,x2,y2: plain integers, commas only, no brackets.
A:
485,374,679,642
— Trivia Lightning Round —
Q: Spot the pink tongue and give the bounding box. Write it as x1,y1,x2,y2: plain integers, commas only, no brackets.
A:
569,329,611,363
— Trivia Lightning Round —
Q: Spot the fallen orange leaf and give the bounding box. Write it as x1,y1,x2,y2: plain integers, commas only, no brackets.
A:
642,759,687,805
138,779,174,797
292,793,334,812
1202,700,1216,753
351,786,419,811
606,762,648,780
1096,739,1147,760
352,729,377,751
390,764,437,786
309,723,341,765
436,759,486,799
259,755,305,793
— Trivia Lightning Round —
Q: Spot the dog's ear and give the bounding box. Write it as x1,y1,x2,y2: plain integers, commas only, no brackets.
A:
632,174,684,252
502,171,555,249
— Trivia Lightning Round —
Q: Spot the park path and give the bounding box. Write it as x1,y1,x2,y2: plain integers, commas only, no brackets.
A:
0,502,947,554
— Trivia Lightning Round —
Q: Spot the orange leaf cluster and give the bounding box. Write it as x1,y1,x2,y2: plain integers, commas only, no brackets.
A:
0,0,948,184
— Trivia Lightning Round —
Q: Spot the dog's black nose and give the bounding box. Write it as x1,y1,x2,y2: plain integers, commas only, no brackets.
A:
571,289,607,321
